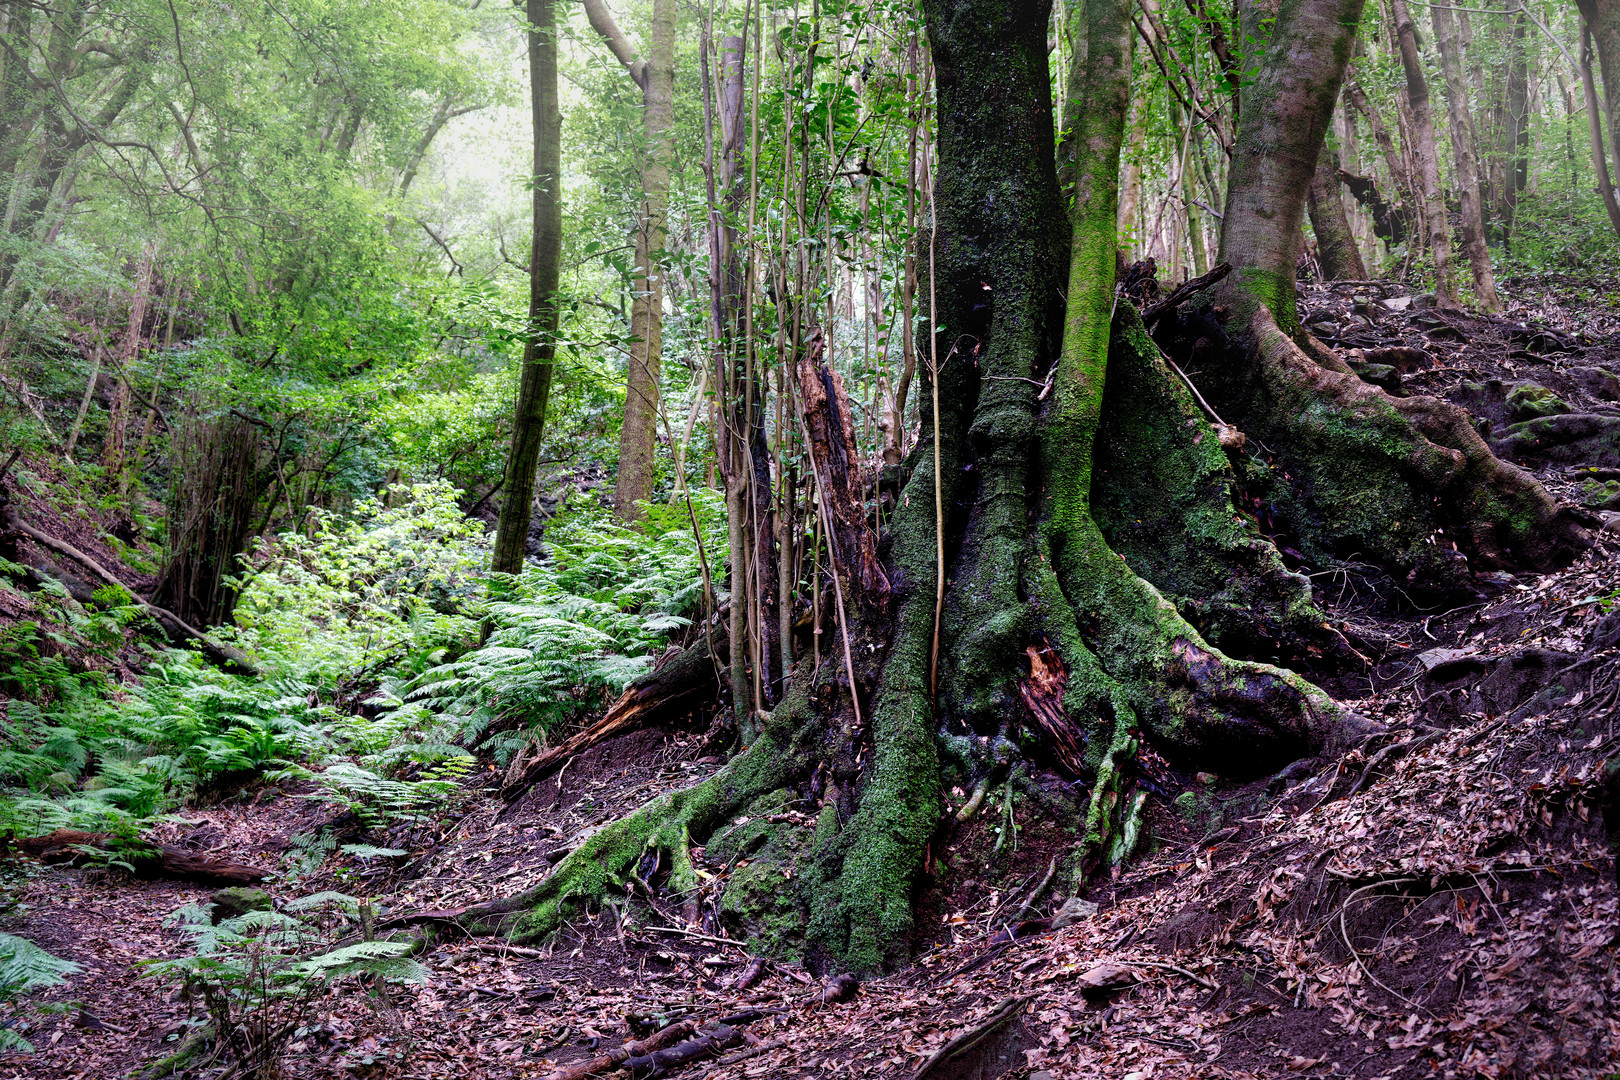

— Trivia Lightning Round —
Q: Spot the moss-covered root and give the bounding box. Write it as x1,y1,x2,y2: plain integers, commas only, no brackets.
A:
1093,311,1327,660
802,654,942,973
501,712,806,943
1247,309,1590,583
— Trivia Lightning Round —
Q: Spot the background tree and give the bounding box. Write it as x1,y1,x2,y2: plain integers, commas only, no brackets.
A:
490,0,563,576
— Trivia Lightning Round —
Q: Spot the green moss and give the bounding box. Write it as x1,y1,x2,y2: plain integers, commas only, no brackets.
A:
507,682,817,944
1092,311,1321,656
1581,479,1620,509
1505,383,1571,421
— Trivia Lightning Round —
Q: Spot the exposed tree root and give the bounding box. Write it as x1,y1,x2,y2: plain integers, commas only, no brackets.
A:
1094,312,1334,664
1206,307,1590,593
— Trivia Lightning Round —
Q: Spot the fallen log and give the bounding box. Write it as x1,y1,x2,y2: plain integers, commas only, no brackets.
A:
542,1020,698,1080
501,636,725,800
911,995,1033,1080
624,1023,743,1077
6,829,267,884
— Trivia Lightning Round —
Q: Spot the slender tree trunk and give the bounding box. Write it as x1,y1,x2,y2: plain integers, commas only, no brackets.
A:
1117,97,1145,258
1344,75,1414,242
1307,142,1367,280
64,337,102,459
889,42,925,454
608,0,676,524
104,245,155,478
1493,12,1530,248
1579,19,1620,241
1578,0,1620,204
491,0,563,576
1388,0,1458,306
1167,93,1208,277
1431,0,1500,311
703,30,755,728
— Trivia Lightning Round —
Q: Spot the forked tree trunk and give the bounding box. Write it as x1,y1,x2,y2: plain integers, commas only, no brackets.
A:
1389,0,1458,306
452,0,1362,976
435,0,1586,977
491,0,563,576
1307,143,1367,280
599,0,677,525
1431,0,1500,312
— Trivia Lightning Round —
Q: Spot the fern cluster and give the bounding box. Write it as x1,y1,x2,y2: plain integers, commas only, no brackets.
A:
404,488,725,760
0,932,80,1052
1,481,722,870
142,892,428,1075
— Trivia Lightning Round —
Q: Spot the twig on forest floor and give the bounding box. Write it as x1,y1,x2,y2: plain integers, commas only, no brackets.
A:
472,941,549,960
1343,731,1443,801
1005,854,1058,931
645,924,751,948
1120,958,1220,991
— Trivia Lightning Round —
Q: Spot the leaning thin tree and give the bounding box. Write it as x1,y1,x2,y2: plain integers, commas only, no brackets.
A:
445,0,1586,973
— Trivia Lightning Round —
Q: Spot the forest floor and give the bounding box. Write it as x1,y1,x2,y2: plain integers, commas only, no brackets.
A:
3,275,1619,1079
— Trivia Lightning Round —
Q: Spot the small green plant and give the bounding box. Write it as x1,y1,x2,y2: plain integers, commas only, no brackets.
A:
0,932,81,1052
143,892,428,1078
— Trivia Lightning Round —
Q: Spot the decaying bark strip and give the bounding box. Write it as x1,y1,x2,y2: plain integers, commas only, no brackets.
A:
797,332,889,620
1017,645,1087,777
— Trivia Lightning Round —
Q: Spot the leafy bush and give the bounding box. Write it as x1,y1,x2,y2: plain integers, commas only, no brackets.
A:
229,480,488,683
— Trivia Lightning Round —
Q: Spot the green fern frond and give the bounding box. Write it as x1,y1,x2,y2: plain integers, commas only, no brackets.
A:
0,933,80,998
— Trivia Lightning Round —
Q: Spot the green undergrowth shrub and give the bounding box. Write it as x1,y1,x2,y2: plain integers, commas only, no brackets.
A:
143,892,428,1077
405,487,725,763
227,480,488,683
1,480,724,855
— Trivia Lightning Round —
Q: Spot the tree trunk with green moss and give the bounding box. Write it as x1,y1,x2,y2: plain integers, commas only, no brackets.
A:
490,0,562,577
1206,0,1587,598
438,0,1588,977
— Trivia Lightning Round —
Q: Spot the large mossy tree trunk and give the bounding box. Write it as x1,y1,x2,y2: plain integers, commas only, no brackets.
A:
1204,0,1588,597
457,0,1586,977
471,0,1367,977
